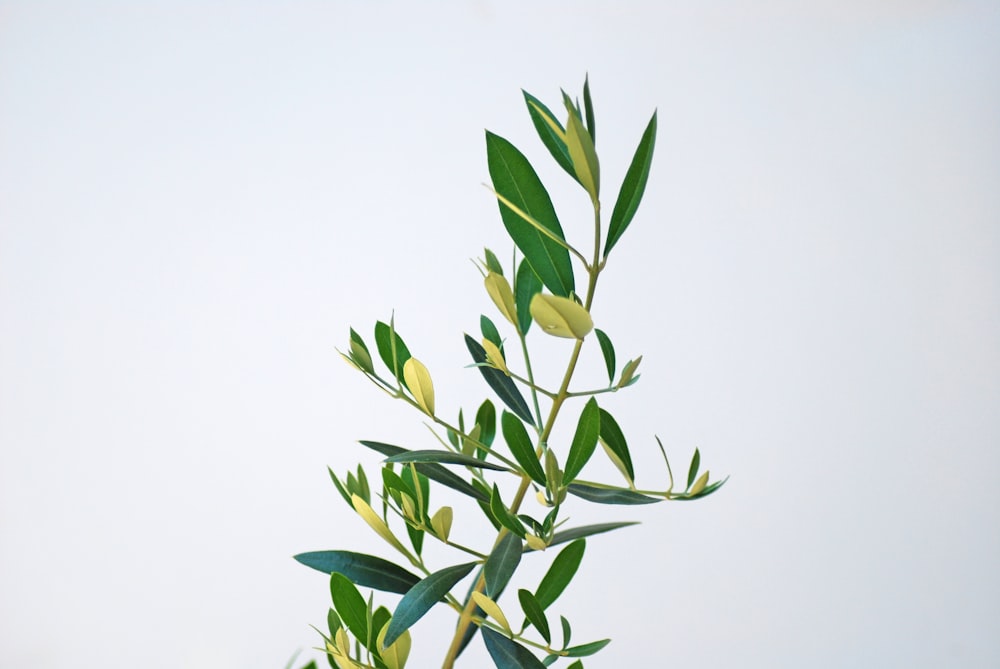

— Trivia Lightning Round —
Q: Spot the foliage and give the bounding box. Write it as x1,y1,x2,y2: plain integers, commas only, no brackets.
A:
294,77,726,669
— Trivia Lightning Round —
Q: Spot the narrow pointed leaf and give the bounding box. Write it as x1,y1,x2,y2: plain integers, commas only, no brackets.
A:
295,551,420,595
482,626,548,669
546,521,640,548
594,329,615,384
598,409,634,482
374,321,412,384
472,591,511,632
383,562,477,648
481,315,504,351
330,573,369,645
518,589,551,644
523,90,576,181
484,248,504,275
349,328,374,374
501,411,546,486
490,484,526,537
686,448,701,489
582,75,595,144
475,399,497,448
566,483,661,505
535,539,585,610
466,335,534,424
484,532,523,597
605,111,657,256
384,450,509,472
562,94,600,200
359,441,488,502
515,258,543,334
563,398,601,482
402,357,434,416
486,131,574,297
565,639,611,657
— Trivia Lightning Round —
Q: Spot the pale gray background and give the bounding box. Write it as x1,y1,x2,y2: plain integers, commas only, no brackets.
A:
1,2,998,667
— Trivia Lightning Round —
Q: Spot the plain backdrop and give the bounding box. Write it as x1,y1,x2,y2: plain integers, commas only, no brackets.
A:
1,2,998,667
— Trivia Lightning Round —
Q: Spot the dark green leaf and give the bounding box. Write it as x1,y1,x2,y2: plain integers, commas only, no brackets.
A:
518,589,551,644
327,608,342,637
475,399,497,449
535,539,585,610
372,606,391,642
582,74,595,145
501,411,546,486
546,521,640,548
566,483,661,505
594,329,615,384
486,131,575,297
466,335,534,425
565,639,610,657
567,662,583,669
515,258,543,334
384,450,509,472
598,409,634,482
481,627,548,669
686,448,701,490
522,90,575,181
481,315,504,353
294,551,420,595
328,467,352,507
359,441,488,502
563,398,601,482
374,321,412,385
561,615,572,647
490,484,526,537
330,573,369,645
383,562,477,648
605,111,657,256
484,532,523,597
484,248,504,275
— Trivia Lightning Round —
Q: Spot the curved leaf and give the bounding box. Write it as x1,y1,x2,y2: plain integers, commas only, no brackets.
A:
598,409,634,482
565,638,611,657
486,131,575,297
546,521,640,548
359,441,488,502
605,110,657,256
466,335,534,425
384,450,509,472
518,588,551,644
294,551,420,595
535,539,585,611
594,329,615,384
481,627,548,669
523,90,575,181
501,411,546,486
566,483,661,505
484,532,523,598
383,562,477,648
475,399,497,449
563,398,601,482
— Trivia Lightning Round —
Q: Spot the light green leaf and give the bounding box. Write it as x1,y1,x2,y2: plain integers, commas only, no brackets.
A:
605,111,657,256
484,532,523,598
562,93,600,201
349,328,374,374
563,398,601,482
403,357,434,416
295,550,420,595
486,131,575,297
501,411,546,486
535,539,585,610
383,562,477,648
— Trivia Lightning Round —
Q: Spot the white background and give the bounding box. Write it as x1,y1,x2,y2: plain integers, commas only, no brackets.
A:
2,2,998,667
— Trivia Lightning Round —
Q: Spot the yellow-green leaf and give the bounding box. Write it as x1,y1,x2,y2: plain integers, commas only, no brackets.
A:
352,494,410,557
377,622,412,669
690,470,710,496
430,506,453,542
484,272,519,327
403,357,435,416
481,338,510,376
525,534,548,551
472,591,511,632
563,95,600,201
529,294,593,339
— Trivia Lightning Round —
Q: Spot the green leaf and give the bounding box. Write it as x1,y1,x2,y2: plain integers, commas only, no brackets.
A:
490,484,526,537
522,90,576,181
383,562,477,648
484,247,504,275
687,448,701,489
562,93,600,201
598,409,635,482
481,315,504,353
295,551,421,595
481,627,548,669
561,615,572,647
328,467,353,507
514,258,543,334
518,589,551,644
594,329,615,384
349,328,375,374
566,483,661,505
675,476,728,501
565,639,611,657
563,398,601,482
582,74,595,145
374,321,412,385
330,572,369,645
566,662,583,669
501,411,546,486
359,441,488,502
475,399,497,449
327,608,342,637
535,539,585,610
372,606,392,643
605,111,657,256
546,521,639,548
486,131,575,297
466,335,534,425
484,532,523,598
384,450,509,472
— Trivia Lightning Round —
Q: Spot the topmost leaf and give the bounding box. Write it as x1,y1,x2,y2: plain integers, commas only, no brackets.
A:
486,131,575,297
605,110,657,257
523,90,576,182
